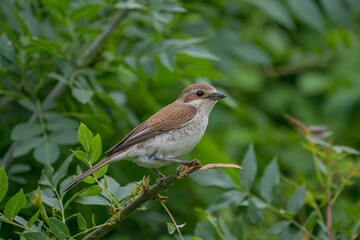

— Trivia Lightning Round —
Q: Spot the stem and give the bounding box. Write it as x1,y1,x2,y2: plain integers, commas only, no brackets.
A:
94,176,123,211
265,203,319,240
206,212,226,240
158,200,184,240
69,222,113,239
312,153,325,186
52,187,66,223
0,213,34,232
324,146,334,240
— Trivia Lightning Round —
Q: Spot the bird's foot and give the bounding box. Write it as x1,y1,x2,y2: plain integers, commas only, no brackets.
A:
184,159,200,167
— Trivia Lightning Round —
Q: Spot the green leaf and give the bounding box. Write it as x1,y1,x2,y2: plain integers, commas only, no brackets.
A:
53,155,73,187
320,0,352,28
33,141,60,164
78,123,93,152
18,99,36,112
286,185,306,214
89,134,102,164
305,211,317,230
158,53,176,71
167,222,176,234
252,0,294,29
342,201,358,221
83,165,108,183
91,214,96,226
71,150,89,167
77,213,87,230
234,43,271,65
72,88,94,104
190,238,203,240
260,157,280,203
43,113,78,131
0,167,8,204
48,129,78,145
23,232,48,240
39,165,54,187
80,185,102,197
139,55,156,78
240,145,257,191
115,2,145,9
191,169,236,189
13,137,43,157
179,46,219,61
287,0,325,30
49,218,70,240
11,123,42,141
4,189,27,221
27,210,40,228
248,198,264,224
47,72,68,84
26,38,61,57
69,4,103,21
267,221,290,236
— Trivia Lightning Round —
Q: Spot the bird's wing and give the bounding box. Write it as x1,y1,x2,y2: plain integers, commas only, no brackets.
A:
105,102,197,157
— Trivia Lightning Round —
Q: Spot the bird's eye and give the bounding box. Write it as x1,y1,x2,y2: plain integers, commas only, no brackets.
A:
196,91,203,97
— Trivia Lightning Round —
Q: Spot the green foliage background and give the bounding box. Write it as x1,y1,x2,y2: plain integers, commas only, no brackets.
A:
1,0,360,239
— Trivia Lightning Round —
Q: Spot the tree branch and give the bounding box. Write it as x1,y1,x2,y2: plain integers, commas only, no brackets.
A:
82,162,242,240
1,9,130,170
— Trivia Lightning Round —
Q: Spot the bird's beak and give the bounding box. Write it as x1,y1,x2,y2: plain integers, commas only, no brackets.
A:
208,92,226,100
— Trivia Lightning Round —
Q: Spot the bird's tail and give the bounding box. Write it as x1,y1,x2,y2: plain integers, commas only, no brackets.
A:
63,158,111,192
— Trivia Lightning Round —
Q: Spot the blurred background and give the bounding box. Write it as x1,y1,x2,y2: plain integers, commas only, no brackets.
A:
1,0,360,239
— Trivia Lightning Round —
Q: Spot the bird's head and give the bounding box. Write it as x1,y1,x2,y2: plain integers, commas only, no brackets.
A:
177,83,226,114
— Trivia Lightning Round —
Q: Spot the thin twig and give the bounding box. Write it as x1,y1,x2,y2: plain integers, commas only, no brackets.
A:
82,164,199,240
158,199,184,240
0,9,130,170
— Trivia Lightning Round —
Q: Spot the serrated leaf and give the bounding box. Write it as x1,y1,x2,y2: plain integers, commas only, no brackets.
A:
260,158,280,203
267,221,290,236
78,123,93,152
71,150,89,167
89,134,102,164
49,218,70,240
80,185,102,197
23,232,48,240
27,210,40,228
240,145,257,191
33,141,60,165
167,222,176,234
0,167,8,204
286,185,306,214
77,213,87,230
11,123,43,141
4,189,27,221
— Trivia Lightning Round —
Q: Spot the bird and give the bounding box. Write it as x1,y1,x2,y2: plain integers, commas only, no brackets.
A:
64,83,226,191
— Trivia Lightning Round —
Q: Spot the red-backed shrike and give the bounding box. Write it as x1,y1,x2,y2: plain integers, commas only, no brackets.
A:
64,83,226,191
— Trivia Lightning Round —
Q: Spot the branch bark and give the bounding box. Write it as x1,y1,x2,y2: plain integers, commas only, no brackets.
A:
83,162,242,240
1,9,130,170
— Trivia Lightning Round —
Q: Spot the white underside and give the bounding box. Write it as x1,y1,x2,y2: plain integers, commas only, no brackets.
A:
109,100,217,168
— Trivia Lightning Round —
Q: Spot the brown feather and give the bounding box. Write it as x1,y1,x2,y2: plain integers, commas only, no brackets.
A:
105,102,197,157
